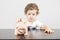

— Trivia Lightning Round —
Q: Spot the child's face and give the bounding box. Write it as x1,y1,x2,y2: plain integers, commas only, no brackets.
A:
26,9,37,22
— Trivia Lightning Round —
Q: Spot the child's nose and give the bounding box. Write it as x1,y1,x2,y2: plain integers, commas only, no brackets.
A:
30,14,33,17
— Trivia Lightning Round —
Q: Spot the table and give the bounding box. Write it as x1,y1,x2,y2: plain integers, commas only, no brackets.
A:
0,29,60,39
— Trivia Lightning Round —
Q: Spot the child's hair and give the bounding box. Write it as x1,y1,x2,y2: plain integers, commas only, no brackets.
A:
24,3,39,15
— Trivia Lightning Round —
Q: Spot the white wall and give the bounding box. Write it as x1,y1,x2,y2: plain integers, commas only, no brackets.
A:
0,0,60,29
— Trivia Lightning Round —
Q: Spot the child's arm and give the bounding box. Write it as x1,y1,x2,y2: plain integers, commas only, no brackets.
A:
23,22,28,36
40,24,54,34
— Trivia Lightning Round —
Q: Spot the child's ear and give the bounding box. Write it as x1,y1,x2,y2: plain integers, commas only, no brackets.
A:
25,13,27,16
36,12,40,16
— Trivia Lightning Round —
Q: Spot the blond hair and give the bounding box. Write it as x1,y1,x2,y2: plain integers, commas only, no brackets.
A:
24,3,39,15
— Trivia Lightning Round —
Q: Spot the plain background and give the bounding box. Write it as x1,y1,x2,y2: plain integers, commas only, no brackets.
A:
0,0,60,29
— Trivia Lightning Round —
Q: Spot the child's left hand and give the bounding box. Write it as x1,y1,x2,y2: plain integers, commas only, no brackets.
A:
40,24,54,34
44,28,54,34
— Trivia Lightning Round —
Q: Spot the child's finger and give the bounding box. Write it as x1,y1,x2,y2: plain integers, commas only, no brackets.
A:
45,30,54,34
48,29,54,34
44,29,50,33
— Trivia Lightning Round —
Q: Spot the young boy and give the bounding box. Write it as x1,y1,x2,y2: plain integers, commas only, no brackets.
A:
14,3,54,36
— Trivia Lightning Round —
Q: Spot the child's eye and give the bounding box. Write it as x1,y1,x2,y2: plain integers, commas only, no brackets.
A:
28,13,31,15
32,14,35,15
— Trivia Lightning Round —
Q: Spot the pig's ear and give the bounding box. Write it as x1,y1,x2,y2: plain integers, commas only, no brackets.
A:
16,18,22,23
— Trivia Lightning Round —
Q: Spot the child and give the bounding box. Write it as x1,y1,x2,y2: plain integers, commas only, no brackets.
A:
24,3,54,33
14,3,54,36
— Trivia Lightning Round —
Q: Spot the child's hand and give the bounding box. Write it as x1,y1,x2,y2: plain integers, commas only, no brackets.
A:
40,24,54,34
24,32,28,36
44,28,54,34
